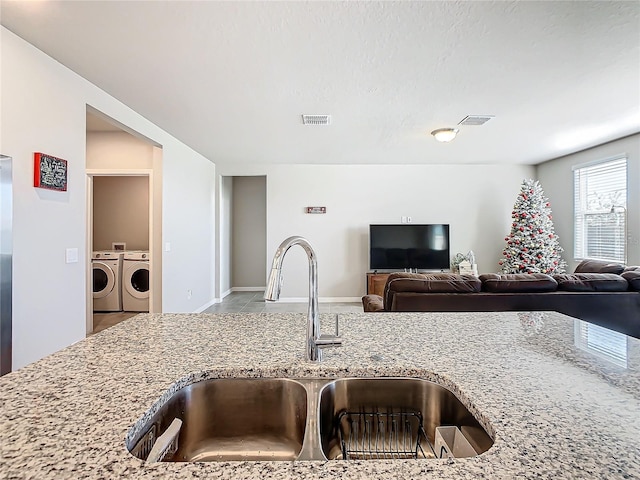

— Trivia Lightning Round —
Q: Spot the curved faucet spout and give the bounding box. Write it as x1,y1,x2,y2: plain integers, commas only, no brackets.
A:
264,236,341,362
264,236,317,306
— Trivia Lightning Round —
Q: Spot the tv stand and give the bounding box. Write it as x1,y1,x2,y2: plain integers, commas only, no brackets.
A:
366,272,392,297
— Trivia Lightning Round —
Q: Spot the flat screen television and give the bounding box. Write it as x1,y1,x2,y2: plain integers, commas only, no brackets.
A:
369,224,450,271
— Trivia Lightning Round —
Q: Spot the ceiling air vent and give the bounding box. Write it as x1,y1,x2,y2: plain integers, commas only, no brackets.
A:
302,114,331,126
458,115,494,126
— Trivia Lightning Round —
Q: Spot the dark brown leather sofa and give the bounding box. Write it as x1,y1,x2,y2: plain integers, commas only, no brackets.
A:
362,260,640,339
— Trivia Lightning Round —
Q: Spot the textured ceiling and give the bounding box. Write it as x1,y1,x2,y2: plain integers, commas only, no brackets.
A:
1,1,639,165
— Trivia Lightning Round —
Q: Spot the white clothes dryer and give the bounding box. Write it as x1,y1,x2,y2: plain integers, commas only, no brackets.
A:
92,251,123,312
122,251,150,312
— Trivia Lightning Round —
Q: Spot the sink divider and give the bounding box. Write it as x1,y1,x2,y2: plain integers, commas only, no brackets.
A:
296,378,328,461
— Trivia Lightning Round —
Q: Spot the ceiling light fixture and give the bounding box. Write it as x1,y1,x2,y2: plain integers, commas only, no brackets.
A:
431,128,459,143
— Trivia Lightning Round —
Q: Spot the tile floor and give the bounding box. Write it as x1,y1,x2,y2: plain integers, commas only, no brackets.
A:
91,292,363,334
201,291,363,314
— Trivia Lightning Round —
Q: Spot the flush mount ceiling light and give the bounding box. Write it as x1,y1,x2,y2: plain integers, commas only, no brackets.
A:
430,128,459,143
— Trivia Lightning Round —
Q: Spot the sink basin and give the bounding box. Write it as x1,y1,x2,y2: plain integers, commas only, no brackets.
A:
318,378,493,460
128,377,493,462
128,378,307,461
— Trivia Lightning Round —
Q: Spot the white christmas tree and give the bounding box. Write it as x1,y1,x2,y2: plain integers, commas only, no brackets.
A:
499,179,567,274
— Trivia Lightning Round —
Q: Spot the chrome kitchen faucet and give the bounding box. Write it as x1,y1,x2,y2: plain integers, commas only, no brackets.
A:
264,236,342,362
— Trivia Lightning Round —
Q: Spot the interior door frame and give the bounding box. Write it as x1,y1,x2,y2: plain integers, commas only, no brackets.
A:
86,169,154,335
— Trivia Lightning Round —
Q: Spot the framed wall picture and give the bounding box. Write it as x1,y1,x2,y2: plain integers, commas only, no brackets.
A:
34,152,68,191
305,206,326,214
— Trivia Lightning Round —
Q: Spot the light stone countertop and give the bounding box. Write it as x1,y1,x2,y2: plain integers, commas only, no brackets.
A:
1,311,639,479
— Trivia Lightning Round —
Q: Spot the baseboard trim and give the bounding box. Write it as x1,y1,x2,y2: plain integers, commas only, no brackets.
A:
323,296,362,303
195,299,217,313
231,287,265,292
275,296,361,303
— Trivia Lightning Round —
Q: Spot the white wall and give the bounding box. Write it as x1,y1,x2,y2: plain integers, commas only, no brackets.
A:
232,176,266,288
93,176,149,251
217,163,534,299
162,147,216,312
86,131,154,169
537,133,640,272
0,27,216,369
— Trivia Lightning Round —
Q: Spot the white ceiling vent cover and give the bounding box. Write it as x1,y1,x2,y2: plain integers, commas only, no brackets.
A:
458,115,494,126
302,114,331,126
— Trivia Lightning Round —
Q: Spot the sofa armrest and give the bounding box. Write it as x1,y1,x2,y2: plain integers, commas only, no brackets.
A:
574,259,625,274
622,270,640,291
554,273,628,291
362,294,384,312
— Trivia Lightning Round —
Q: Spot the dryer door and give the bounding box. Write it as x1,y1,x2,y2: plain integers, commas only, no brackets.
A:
93,262,115,299
124,262,150,299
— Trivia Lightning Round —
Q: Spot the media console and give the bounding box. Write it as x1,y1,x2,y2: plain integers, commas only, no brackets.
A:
366,272,391,297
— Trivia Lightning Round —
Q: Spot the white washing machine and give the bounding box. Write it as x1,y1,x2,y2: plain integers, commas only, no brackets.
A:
122,251,150,312
92,251,123,312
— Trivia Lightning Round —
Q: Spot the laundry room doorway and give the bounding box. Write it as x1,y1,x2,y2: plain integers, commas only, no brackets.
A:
87,172,155,333
86,108,162,335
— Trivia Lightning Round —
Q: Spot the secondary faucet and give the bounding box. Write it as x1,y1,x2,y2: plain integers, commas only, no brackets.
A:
264,236,342,362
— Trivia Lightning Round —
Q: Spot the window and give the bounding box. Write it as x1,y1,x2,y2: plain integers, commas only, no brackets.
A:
573,156,627,263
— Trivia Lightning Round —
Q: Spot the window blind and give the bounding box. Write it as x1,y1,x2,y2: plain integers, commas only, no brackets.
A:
574,320,628,368
573,156,627,262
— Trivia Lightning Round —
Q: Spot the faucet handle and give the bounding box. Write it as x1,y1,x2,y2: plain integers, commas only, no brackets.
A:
315,314,342,349
315,334,342,348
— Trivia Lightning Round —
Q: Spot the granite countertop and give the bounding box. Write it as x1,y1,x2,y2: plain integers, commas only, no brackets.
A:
1,311,639,479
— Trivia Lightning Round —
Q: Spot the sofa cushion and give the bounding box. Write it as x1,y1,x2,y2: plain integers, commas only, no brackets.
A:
386,273,482,294
624,266,640,273
384,272,482,309
554,273,629,292
479,273,558,293
621,271,640,291
574,259,625,275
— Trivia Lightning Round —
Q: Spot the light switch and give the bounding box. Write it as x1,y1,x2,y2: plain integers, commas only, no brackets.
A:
165,242,171,252
65,248,78,264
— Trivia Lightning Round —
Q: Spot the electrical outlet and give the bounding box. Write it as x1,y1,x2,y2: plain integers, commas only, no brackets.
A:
407,216,412,223
187,289,192,300
401,216,407,223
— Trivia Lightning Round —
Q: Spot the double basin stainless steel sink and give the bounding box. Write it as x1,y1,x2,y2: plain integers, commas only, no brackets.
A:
127,377,493,462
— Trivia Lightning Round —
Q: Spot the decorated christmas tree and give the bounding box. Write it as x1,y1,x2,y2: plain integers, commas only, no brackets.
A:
500,179,567,274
